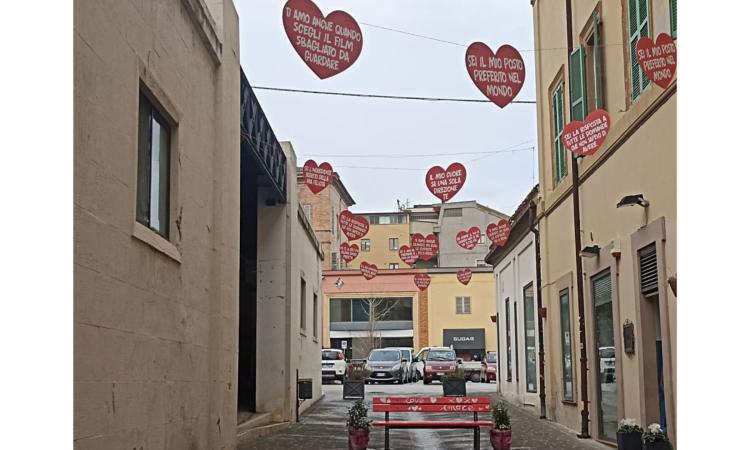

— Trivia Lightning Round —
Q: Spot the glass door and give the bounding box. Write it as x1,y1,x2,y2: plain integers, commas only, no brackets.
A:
592,270,617,441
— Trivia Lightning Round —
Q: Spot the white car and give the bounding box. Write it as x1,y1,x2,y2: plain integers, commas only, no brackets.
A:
412,347,432,380
321,348,347,383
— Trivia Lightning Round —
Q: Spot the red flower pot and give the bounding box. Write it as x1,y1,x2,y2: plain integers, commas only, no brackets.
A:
489,428,512,450
348,427,370,450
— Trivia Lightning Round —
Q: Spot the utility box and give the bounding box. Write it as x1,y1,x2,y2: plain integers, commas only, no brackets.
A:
297,378,313,400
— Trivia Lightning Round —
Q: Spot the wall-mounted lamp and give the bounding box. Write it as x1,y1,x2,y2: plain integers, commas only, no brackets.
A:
579,245,600,258
490,314,497,323
334,278,344,289
617,194,650,208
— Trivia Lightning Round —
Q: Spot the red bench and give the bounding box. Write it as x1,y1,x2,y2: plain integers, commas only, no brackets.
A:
372,396,493,450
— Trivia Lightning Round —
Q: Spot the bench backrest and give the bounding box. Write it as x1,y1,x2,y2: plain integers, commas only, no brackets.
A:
372,396,491,413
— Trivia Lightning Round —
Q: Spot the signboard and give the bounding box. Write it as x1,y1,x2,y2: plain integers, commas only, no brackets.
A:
359,261,378,280
456,226,481,250
465,43,525,108
339,211,369,240
341,340,348,349
426,163,466,202
636,33,677,89
398,245,419,265
414,273,431,291
443,329,486,350
456,268,472,285
411,233,439,261
487,219,511,247
340,242,359,263
302,160,333,194
561,109,611,156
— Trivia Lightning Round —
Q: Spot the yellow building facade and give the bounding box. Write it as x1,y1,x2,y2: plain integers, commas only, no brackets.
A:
349,212,410,270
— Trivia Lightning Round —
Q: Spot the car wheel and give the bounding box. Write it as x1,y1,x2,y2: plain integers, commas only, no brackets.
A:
470,372,481,383
423,378,431,385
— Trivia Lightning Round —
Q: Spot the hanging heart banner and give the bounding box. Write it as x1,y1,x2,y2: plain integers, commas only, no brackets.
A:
282,0,363,79
302,159,333,194
457,268,473,286
426,163,466,202
398,245,419,265
636,33,677,89
412,234,439,261
340,242,359,263
339,210,369,240
456,226,482,250
414,273,431,291
561,109,610,156
465,43,525,108
360,261,378,280
487,219,511,247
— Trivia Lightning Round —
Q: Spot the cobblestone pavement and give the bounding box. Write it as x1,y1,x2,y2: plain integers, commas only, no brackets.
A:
238,381,611,450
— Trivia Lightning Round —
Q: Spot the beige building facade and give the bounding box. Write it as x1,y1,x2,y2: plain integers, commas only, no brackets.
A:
532,0,676,445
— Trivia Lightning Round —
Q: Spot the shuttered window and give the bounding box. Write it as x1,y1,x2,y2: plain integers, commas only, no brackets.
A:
593,271,613,307
552,83,567,184
669,0,677,38
628,0,650,100
569,46,587,122
587,12,604,110
639,244,659,298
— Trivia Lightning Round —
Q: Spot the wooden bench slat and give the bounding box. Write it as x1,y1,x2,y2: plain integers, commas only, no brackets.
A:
372,420,493,428
373,403,491,413
373,396,491,405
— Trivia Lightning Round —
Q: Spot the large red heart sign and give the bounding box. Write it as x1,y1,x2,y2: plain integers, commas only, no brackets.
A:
302,160,333,194
561,109,610,156
282,0,363,79
426,163,466,202
339,211,369,240
412,234,439,261
414,274,431,291
360,262,378,280
340,243,359,263
487,219,511,247
456,226,482,250
636,33,677,89
466,43,525,108
398,245,419,265
457,269,472,286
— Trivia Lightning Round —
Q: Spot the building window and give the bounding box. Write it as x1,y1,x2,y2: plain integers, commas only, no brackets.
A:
313,293,319,339
300,278,307,331
388,263,399,270
479,233,486,244
514,302,520,382
361,239,371,252
523,283,537,392
303,204,312,220
444,208,463,217
669,0,677,38
629,0,650,100
137,91,172,238
331,252,339,270
475,259,490,268
560,288,574,401
505,298,512,381
582,12,605,113
551,82,567,184
389,238,399,251
455,297,471,314
592,269,618,441
330,297,413,322
369,214,406,225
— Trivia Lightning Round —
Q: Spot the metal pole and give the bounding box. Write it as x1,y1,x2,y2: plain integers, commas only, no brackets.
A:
565,0,590,438
295,369,299,423
530,201,547,419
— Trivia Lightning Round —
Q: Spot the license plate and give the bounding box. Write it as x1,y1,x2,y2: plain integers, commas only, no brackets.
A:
323,364,333,368
376,373,386,377
436,372,444,376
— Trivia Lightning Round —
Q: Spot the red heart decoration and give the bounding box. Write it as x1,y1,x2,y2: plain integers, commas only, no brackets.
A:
398,245,419,265
457,268,472,286
487,219,511,247
360,261,378,280
339,211,369,240
426,163,467,202
302,159,333,194
465,43,525,108
411,234,439,261
636,33,677,89
561,109,611,156
414,274,431,291
340,242,359,263
456,226,482,250
282,0,363,79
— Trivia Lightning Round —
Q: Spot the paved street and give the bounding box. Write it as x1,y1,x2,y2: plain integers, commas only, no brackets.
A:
238,381,611,450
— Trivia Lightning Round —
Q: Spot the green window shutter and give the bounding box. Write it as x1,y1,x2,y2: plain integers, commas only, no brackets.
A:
593,13,603,109
670,0,677,38
629,0,650,100
553,85,566,183
569,46,586,121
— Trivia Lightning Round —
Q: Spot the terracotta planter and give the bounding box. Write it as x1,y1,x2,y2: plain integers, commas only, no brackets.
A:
616,431,643,450
644,441,671,450
489,428,512,450
348,427,370,450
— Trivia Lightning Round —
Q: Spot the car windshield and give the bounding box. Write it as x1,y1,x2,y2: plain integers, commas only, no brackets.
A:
400,350,410,360
427,350,455,361
486,353,497,363
369,350,400,362
321,350,340,361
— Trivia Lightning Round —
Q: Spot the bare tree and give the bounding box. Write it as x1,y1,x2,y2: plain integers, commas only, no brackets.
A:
358,297,400,357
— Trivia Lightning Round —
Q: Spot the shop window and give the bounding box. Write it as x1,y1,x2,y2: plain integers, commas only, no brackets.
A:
505,298,512,381
560,288,574,401
523,283,537,392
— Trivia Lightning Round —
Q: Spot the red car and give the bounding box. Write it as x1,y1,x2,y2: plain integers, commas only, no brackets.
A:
480,351,498,383
422,347,457,384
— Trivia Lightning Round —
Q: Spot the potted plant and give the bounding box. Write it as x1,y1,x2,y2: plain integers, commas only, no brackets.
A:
617,418,643,450
442,364,467,397
346,399,372,450
489,400,512,450
642,423,671,450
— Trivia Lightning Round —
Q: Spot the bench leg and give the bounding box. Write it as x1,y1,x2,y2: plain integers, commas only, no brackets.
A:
473,412,480,450
384,412,389,450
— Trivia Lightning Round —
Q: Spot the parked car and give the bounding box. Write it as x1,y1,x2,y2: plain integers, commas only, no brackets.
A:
457,354,483,382
422,347,457,384
385,347,415,383
599,346,616,383
365,348,407,384
321,348,347,383
412,347,431,380
480,351,498,383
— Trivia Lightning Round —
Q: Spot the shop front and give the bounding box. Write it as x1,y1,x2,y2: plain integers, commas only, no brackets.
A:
443,328,486,362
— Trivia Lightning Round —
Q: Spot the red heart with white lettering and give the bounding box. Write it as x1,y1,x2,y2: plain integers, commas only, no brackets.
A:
411,234,439,261
487,219,511,247
457,268,472,285
399,245,419,265
339,211,369,240
414,273,431,291
302,160,333,194
465,43,525,108
425,163,467,202
562,109,611,156
282,0,363,79
636,33,677,89
340,242,359,263
360,262,378,280
456,226,481,250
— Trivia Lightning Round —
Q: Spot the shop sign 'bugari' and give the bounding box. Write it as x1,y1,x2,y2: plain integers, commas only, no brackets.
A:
339,210,369,240
636,33,677,89
426,163,466,202
562,109,610,156
282,0,363,79
302,159,333,194
466,43,525,108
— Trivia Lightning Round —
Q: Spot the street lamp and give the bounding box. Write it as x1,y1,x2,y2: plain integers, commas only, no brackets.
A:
616,194,650,208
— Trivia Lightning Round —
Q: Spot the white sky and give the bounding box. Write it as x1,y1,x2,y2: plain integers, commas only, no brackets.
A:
236,0,538,215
